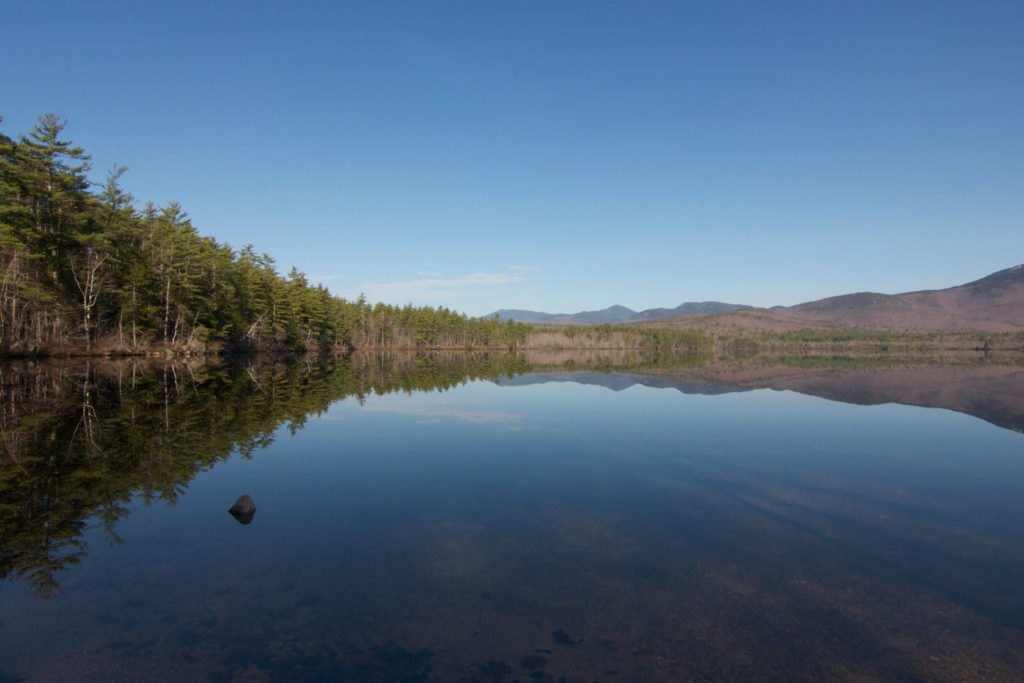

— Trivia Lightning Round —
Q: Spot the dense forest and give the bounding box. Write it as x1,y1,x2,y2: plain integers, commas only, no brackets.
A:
0,114,540,356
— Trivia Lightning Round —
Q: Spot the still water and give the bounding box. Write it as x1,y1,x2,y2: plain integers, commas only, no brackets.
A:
2,355,1024,681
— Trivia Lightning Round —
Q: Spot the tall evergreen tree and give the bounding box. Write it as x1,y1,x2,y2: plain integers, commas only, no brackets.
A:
0,114,545,356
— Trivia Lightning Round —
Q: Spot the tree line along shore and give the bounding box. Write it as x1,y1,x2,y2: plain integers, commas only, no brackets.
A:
4,114,1016,360
1,114,712,358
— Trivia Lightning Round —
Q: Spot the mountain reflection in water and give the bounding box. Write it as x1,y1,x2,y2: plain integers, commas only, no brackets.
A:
504,362,1024,433
1,351,1023,682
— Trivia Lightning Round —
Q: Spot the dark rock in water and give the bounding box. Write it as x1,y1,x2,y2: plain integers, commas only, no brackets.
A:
552,629,576,645
228,495,256,524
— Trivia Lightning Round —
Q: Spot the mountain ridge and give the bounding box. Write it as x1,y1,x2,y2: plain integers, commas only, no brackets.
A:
489,301,752,325
779,264,1024,331
486,265,1024,332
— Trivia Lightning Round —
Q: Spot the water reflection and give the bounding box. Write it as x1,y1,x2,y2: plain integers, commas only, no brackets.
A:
1,351,1023,681
636,357,1024,433
0,352,533,599
2,351,1023,601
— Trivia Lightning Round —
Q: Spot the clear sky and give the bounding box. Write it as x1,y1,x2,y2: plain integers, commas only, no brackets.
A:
3,1,1022,316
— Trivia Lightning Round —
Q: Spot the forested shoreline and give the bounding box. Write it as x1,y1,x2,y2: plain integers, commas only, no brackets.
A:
1,114,549,357
10,114,1018,363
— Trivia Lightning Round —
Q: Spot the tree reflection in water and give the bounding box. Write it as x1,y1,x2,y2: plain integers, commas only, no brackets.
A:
2,348,1019,599
0,352,543,598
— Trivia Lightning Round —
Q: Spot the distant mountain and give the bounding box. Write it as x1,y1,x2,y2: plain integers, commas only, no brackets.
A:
552,305,637,325
630,301,753,320
488,309,559,323
489,305,638,325
782,264,1024,331
488,265,1024,332
488,301,751,325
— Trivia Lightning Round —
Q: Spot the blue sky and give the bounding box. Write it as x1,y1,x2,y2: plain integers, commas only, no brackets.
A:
3,1,1022,316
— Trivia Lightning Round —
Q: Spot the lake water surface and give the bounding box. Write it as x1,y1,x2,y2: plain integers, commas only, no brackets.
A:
2,355,1023,681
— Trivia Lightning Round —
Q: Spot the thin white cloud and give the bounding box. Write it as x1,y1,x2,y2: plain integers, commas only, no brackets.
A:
357,269,532,302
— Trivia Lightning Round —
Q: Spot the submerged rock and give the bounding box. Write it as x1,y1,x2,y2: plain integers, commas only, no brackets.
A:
228,494,256,524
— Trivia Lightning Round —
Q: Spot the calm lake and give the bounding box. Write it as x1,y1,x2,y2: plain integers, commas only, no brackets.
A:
2,354,1023,682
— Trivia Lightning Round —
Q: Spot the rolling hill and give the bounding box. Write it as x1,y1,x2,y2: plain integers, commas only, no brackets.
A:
780,264,1024,331
489,265,1024,333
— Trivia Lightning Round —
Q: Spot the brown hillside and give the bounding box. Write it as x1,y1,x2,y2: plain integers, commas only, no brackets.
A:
779,264,1024,332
